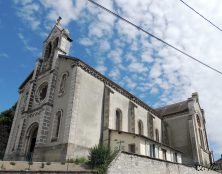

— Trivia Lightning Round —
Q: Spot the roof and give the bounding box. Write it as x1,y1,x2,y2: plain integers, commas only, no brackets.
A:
155,100,189,117
19,71,34,90
59,55,160,118
109,129,183,153
215,157,222,163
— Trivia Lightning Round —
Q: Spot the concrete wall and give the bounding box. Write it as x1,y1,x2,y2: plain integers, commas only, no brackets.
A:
67,66,104,158
108,152,219,174
163,94,211,166
163,113,193,165
110,131,182,163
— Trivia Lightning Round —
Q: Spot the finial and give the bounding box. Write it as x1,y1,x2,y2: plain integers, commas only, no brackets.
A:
56,16,62,25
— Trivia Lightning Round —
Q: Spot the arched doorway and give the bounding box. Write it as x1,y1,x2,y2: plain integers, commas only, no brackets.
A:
29,128,38,154
25,123,38,160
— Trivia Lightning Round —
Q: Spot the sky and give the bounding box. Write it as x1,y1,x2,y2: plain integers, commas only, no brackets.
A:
0,0,222,160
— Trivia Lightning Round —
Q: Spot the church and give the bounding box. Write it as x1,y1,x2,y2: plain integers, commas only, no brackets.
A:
4,19,213,166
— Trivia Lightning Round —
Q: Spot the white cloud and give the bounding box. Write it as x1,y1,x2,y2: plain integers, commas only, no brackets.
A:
95,65,107,74
108,49,122,64
128,62,147,73
0,53,9,59
16,3,40,30
109,68,120,80
18,33,38,52
79,38,94,46
123,76,137,89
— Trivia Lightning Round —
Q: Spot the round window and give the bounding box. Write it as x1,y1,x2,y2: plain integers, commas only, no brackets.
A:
35,82,48,103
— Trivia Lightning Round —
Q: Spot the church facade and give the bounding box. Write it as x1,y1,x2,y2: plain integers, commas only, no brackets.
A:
4,21,212,166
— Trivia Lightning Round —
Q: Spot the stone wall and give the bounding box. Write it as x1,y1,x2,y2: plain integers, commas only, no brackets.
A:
108,152,219,174
0,171,95,174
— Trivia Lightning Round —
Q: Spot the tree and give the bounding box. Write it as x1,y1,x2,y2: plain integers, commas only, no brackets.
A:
0,103,16,128
0,103,16,159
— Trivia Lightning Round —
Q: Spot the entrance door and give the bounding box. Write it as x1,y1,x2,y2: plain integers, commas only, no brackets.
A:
26,126,38,161
29,128,37,154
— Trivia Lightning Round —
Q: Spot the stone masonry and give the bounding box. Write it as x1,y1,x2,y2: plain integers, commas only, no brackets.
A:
108,152,219,174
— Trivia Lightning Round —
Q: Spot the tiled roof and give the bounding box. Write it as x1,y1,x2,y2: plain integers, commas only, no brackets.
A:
155,100,189,117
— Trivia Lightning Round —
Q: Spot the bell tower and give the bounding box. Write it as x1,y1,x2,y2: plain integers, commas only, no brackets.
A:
39,17,72,74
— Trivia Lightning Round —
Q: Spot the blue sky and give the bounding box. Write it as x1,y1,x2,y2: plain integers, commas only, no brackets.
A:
1,0,222,159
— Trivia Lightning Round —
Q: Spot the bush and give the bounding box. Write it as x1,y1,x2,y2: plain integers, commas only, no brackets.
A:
46,162,51,165
10,161,16,166
61,161,66,165
88,145,118,174
1,164,5,169
40,162,44,168
28,161,33,165
66,159,75,163
74,157,87,165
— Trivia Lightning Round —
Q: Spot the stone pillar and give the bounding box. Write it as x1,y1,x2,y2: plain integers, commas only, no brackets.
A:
147,113,154,139
128,101,136,133
101,85,113,145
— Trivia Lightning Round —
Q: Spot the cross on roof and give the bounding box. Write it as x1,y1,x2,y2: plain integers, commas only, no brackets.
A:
56,16,62,25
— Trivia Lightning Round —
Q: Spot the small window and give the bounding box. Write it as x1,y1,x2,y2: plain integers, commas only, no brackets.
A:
173,153,178,163
53,37,59,48
44,42,52,59
150,144,155,158
116,109,122,131
155,129,159,142
162,149,167,160
138,120,144,135
199,128,204,147
128,144,135,153
197,115,201,127
59,72,68,95
51,110,62,141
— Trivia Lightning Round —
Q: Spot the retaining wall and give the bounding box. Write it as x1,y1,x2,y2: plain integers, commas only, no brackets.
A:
108,152,219,174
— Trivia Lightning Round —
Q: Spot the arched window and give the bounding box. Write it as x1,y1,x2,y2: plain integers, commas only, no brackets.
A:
116,109,122,131
155,129,159,142
59,72,68,95
53,37,59,48
44,42,52,59
197,115,201,127
52,110,62,141
197,115,204,147
138,120,144,135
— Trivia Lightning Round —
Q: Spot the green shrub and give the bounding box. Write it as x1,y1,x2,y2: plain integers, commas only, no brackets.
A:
10,161,16,166
40,162,44,168
74,157,87,165
67,159,75,163
61,161,66,165
46,161,51,165
28,161,33,165
88,145,118,174
1,164,5,169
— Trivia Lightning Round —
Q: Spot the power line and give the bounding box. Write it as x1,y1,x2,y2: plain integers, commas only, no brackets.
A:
87,0,222,75
179,0,222,32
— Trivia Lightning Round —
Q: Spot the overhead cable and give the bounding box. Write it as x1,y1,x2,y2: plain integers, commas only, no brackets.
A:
179,0,222,32
87,0,222,75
